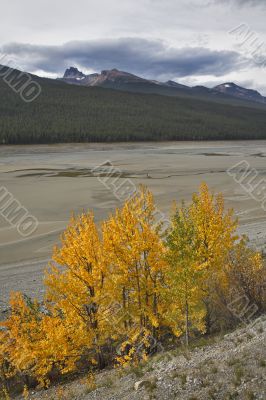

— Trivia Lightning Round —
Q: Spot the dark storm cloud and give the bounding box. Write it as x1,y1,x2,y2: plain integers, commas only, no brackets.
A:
1,38,248,79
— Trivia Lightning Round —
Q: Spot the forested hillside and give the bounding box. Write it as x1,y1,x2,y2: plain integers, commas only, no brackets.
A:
1,69,266,144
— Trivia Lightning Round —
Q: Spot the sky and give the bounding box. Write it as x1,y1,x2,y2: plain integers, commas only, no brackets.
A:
1,0,266,93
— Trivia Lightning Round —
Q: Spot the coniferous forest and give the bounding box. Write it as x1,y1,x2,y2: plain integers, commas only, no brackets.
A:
1,71,266,144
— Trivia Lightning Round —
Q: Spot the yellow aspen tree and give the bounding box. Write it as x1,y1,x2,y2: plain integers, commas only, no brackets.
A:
227,238,266,313
2,292,82,386
2,293,45,384
45,212,108,370
165,204,207,345
102,187,167,363
189,183,238,332
0,327,14,390
165,183,238,341
190,182,238,274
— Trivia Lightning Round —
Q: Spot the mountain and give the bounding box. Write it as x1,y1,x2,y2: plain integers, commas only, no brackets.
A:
1,65,266,144
62,68,147,86
63,67,86,80
60,67,266,106
60,67,192,97
62,67,147,87
164,80,190,90
214,82,266,104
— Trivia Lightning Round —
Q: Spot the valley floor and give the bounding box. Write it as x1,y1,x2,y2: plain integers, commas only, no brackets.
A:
2,141,266,316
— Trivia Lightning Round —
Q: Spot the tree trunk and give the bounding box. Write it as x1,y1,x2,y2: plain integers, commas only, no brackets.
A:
185,300,189,347
97,346,105,370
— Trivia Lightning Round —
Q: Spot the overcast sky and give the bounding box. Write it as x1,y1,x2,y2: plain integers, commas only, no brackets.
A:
1,0,266,93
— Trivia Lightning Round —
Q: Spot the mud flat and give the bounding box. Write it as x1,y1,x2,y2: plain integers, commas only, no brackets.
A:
1,141,266,311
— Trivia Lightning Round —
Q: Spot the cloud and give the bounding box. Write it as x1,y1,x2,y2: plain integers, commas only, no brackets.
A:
236,0,265,3
1,38,248,80
213,0,265,6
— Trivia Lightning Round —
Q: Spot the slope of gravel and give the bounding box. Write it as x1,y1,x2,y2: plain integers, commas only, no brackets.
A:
17,316,266,400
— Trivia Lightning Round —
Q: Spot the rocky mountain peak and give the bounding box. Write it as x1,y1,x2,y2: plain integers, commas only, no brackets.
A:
63,67,86,80
214,82,265,103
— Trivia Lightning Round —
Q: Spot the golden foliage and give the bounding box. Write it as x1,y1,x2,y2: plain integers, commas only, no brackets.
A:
0,184,264,391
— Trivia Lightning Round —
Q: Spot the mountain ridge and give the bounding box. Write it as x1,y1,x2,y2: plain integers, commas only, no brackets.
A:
60,66,266,105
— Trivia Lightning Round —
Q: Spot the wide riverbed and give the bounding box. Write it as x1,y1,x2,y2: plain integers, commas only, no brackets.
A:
1,141,266,310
